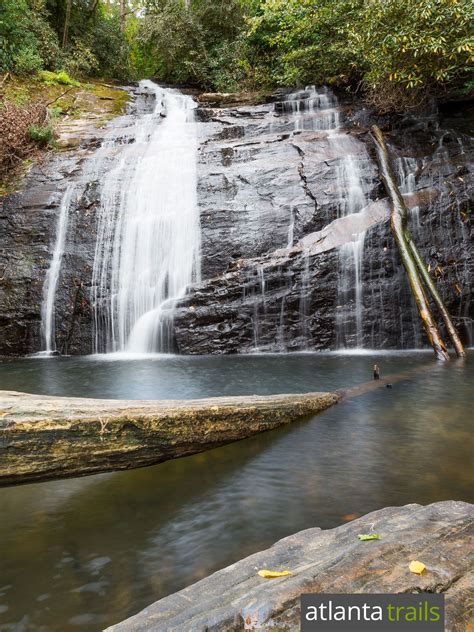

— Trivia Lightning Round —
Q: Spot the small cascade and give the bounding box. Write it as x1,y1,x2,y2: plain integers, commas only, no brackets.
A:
287,206,296,248
396,156,420,229
273,85,373,349
250,266,267,351
40,184,77,354
298,251,311,346
91,80,200,353
281,86,340,131
334,148,373,348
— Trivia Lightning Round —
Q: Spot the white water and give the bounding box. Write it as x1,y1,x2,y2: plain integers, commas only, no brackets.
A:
244,87,372,352
334,147,372,348
91,80,200,353
285,86,372,349
396,156,420,229
40,184,76,353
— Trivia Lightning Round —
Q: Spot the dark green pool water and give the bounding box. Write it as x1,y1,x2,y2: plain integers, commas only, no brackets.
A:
0,352,472,631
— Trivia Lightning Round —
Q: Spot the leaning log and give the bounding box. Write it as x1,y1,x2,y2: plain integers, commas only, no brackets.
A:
0,389,339,486
407,238,466,358
371,125,450,361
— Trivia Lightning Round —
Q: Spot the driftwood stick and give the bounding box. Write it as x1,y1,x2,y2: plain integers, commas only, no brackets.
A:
44,86,76,108
371,125,450,361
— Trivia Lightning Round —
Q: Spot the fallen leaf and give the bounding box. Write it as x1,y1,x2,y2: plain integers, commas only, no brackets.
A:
409,560,426,575
257,569,291,579
357,534,380,541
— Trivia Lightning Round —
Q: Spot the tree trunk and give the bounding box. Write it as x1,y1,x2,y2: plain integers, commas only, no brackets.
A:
62,0,72,48
371,125,451,361
407,238,466,357
89,0,99,16
120,0,127,32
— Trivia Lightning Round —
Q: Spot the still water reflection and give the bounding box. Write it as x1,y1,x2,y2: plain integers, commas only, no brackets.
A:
0,352,472,631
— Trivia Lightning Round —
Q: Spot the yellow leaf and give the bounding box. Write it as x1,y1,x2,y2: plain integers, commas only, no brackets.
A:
409,560,426,575
257,569,291,579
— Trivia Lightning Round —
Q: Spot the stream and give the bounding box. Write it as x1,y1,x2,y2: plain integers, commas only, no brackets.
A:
0,351,473,631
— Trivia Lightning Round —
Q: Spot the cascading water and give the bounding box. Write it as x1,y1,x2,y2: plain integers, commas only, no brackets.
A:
396,156,420,229
91,80,200,354
283,86,373,349
39,184,77,354
245,87,373,352
334,146,373,348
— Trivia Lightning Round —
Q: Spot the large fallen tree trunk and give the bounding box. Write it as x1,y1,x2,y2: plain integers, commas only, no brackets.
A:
371,125,465,361
0,389,339,486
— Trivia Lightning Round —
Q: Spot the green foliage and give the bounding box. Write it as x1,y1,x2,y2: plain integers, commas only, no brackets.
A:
0,0,51,74
353,0,474,110
90,13,131,80
62,39,99,78
136,0,246,88
38,70,80,86
27,122,54,145
1,0,130,80
12,46,44,75
1,0,471,112
244,0,473,109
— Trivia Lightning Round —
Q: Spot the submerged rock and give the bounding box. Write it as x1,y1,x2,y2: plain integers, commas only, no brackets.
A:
105,500,474,631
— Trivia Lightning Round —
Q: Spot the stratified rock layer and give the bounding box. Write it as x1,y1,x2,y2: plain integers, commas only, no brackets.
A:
0,389,338,485
105,501,474,632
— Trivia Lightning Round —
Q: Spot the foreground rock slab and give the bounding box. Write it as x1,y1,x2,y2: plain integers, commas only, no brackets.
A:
0,389,338,486
106,501,474,632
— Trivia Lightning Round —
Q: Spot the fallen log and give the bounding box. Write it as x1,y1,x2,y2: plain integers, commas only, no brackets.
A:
371,125,455,361
0,389,339,486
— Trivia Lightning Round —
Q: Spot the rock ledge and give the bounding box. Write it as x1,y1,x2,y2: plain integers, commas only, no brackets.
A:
106,501,474,631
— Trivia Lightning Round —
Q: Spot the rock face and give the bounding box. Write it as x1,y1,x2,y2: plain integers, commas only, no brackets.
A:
105,501,474,632
0,85,472,356
0,388,338,485
173,95,473,353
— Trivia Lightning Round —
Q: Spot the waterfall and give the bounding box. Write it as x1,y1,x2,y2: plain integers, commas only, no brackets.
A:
91,80,200,354
282,86,372,349
39,184,76,354
334,147,372,348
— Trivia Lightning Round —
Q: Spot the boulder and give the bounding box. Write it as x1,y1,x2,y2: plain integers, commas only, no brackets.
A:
105,501,474,631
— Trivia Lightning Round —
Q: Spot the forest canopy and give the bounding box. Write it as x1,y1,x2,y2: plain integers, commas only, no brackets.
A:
0,0,473,110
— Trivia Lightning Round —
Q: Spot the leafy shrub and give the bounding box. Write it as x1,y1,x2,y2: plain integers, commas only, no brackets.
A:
27,123,54,145
91,14,130,80
137,0,245,88
354,0,474,110
62,39,99,78
13,46,44,75
244,0,474,110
